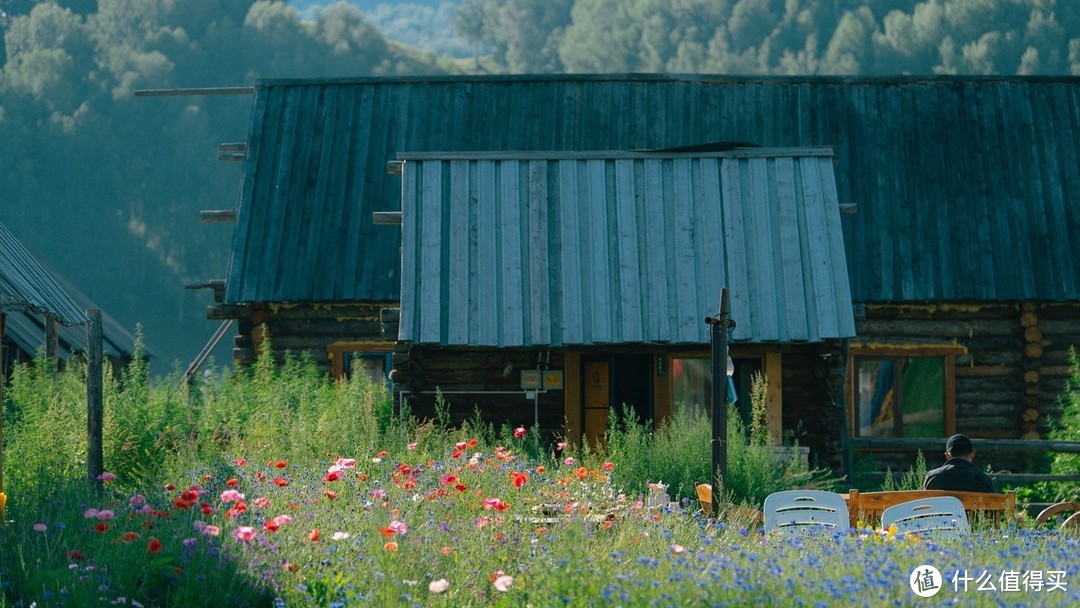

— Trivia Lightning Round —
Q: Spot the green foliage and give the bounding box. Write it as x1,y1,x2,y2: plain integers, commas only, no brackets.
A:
881,450,928,492
1045,347,1080,501
603,372,840,508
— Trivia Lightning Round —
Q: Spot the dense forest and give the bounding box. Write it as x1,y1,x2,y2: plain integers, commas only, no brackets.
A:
2,0,1078,372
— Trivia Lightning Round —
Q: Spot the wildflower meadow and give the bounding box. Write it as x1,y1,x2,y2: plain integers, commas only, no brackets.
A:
0,347,1077,607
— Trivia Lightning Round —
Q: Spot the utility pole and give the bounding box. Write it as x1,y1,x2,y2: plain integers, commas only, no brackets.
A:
706,288,735,504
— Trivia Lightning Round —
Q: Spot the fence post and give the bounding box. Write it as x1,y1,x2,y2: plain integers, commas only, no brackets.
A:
708,288,733,504
86,309,103,487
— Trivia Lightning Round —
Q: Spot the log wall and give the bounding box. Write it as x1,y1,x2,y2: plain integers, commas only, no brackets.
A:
216,302,395,372
391,346,567,441
851,301,1080,475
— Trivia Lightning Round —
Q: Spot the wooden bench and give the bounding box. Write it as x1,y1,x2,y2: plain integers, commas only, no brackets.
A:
843,489,1016,530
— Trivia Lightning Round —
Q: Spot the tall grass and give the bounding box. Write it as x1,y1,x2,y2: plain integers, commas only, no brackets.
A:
603,372,840,506
1,350,1078,607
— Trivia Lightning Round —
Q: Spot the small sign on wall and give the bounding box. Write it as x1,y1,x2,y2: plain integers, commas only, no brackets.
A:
520,369,542,390
542,370,563,390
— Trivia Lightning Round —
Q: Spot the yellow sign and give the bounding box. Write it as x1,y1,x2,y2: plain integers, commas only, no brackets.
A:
543,370,564,390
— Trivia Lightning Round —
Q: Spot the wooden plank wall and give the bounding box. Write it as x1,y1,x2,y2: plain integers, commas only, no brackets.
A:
392,347,567,441
778,343,848,470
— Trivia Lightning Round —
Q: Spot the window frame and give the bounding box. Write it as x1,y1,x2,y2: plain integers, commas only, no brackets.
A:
846,344,962,439
327,341,393,386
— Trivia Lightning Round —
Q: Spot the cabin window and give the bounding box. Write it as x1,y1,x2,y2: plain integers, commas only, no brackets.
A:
328,342,392,387
671,356,762,426
849,347,959,438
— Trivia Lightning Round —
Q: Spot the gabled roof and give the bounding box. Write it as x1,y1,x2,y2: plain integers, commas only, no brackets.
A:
398,148,854,346
228,74,1080,305
0,221,86,326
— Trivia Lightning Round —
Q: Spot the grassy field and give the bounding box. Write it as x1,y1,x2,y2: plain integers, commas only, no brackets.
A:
0,349,1076,606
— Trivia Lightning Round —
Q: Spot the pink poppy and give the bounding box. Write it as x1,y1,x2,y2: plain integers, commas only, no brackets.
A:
513,426,527,439
233,526,257,542
253,497,271,509
428,579,450,593
96,510,115,520
83,508,99,519
335,458,357,469
388,520,408,535
32,524,47,532
493,574,514,592
220,490,245,503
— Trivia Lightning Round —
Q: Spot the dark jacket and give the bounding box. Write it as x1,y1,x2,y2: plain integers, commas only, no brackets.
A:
923,458,996,493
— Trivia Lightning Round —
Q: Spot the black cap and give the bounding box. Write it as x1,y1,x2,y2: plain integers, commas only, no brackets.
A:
945,434,973,454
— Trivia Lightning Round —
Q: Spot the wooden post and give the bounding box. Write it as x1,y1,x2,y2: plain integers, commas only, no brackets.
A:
86,309,104,487
0,306,7,495
707,288,732,504
45,315,59,377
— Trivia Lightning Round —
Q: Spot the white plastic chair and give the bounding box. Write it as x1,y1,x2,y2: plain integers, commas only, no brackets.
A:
881,496,970,539
763,490,850,536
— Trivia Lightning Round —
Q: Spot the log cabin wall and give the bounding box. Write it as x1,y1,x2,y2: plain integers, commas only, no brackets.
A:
850,301,1080,473
228,302,395,375
779,342,850,471
391,346,567,441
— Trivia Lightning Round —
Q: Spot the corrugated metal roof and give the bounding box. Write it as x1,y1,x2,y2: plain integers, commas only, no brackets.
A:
228,75,1080,305
3,307,135,360
0,222,87,326
398,148,854,346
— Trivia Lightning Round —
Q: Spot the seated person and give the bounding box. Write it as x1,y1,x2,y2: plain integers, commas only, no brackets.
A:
923,434,996,493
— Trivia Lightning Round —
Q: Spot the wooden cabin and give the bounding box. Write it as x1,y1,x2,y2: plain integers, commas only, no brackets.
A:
205,75,1080,471
1,222,141,379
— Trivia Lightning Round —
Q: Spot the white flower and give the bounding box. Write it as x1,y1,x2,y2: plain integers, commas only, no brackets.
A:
331,532,350,541
428,578,450,593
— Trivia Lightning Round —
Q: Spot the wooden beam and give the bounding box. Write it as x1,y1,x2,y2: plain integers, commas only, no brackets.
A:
207,303,250,320
373,211,403,225
0,308,6,494
86,309,104,488
200,210,237,223
134,86,255,97
850,437,1080,453
218,153,246,162
218,143,247,152
45,315,58,376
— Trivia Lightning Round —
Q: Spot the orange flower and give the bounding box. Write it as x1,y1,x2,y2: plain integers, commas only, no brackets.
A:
146,538,163,554
325,490,338,500
536,466,545,473
273,460,289,468
308,529,320,542
383,541,398,551
272,477,289,487
225,478,239,487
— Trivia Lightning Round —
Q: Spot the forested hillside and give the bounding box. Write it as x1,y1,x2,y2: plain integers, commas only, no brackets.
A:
1,0,1077,373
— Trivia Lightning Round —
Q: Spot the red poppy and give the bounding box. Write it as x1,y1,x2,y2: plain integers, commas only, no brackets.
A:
379,526,394,538
323,470,342,482
234,458,247,466
202,475,212,482
274,460,289,468
451,450,464,459
467,438,478,448
440,474,457,485
67,550,85,561
95,522,109,533
308,529,320,542
225,502,247,518
358,473,369,481
123,531,139,543
324,490,338,500
272,477,289,487
376,450,388,458
511,472,528,488
165,484,176,492
172,498,192,511
455,483,468,493
200,503,215,515
263,519,280,532
146,538,163,554
255,472,267,482
225,478,239,487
